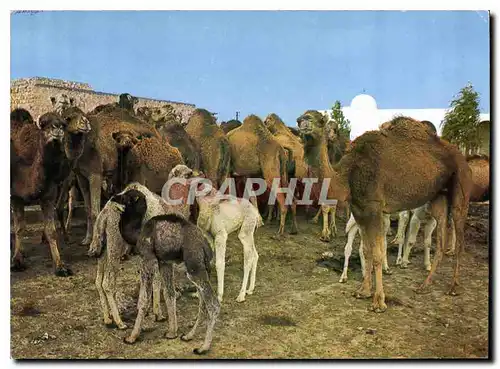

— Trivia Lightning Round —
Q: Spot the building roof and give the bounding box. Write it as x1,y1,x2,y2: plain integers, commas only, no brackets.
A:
321,94,490,140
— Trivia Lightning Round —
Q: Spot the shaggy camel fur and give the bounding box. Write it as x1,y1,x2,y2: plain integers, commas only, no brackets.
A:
114,190,219,355
88,182,192,328
297,111,472,312
11,111,72,276
194,178,263,303
227,114,295,236
395,154,488,267
467,155,490,202
72,102,160,245
156,124,201,172
185,109,231,188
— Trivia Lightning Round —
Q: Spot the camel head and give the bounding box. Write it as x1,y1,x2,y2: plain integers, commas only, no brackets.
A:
60,107,91,134
263,113,286,134
50,94,75,115
36,112,66,143
136,106,153,119
296,110,329,142
168,164,203,180
118,93,138,111
112,130,140,149
150,104,183,128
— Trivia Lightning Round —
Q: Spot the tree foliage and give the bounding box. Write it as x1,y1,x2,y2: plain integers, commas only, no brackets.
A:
329,100,351,139
441,82,482,154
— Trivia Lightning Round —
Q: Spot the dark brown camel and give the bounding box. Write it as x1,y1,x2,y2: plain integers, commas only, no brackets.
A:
11,110,73,276
297,111,472,312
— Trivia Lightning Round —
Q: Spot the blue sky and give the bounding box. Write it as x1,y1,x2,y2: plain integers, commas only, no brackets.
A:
11,10,490,124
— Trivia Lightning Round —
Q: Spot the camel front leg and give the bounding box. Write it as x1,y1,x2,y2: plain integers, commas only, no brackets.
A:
276,192,288,236
354,226,373,300
382,215,392,275
401,213,421,268
11,203,26,271
423,218,437,271
320,205,331,242
328,203,337,237
339,223,358,283
87,173,102,246
394,211,409,265
310,207,322,224
65,185,77,234
40,200,72,277
368,220,387,313
76,173,92,246
289,198,298,235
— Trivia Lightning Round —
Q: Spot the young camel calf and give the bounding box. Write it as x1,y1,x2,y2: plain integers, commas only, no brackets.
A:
88,181,191,328
323,213,391,283
114,189,220,355
195,181,263,303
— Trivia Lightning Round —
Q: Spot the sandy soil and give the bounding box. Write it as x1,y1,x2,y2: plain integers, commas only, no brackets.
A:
10,203,489,359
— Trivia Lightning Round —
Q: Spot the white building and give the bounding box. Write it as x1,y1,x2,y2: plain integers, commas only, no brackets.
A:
322,94,491,140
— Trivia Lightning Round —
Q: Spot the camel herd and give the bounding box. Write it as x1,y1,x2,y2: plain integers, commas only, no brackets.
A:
10,93,490,354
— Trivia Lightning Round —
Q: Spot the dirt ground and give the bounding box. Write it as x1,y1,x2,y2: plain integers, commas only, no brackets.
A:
10,203,490,359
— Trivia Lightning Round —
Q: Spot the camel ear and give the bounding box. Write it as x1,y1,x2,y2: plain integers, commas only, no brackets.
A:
50,97,56,107
112,132,120,141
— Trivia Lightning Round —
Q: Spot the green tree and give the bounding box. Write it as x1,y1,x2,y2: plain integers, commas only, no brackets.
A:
330,100,351,139
441,82,481,154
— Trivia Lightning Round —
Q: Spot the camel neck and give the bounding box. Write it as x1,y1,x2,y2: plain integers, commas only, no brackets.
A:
303,136,333,179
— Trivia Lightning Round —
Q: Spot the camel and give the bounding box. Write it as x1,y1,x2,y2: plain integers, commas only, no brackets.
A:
296,111,348,241
146,105,201,171
227,114,296,236
69,99,160,245
467,155,489,202
11,110,72,276
297,111,472,312
185,109,231,189
263,113,308,223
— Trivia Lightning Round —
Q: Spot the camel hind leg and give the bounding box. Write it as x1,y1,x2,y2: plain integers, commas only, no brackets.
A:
185,270,220,355
354,207,387,312
339,223,359,283
417,196,447,294
236,219,258,302
95,257,113,326
11,202,26,271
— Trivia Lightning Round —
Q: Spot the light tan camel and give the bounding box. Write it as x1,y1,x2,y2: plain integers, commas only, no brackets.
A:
227,115,295,236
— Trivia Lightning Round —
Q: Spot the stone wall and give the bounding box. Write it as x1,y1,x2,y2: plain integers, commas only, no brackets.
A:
10,77,196,123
